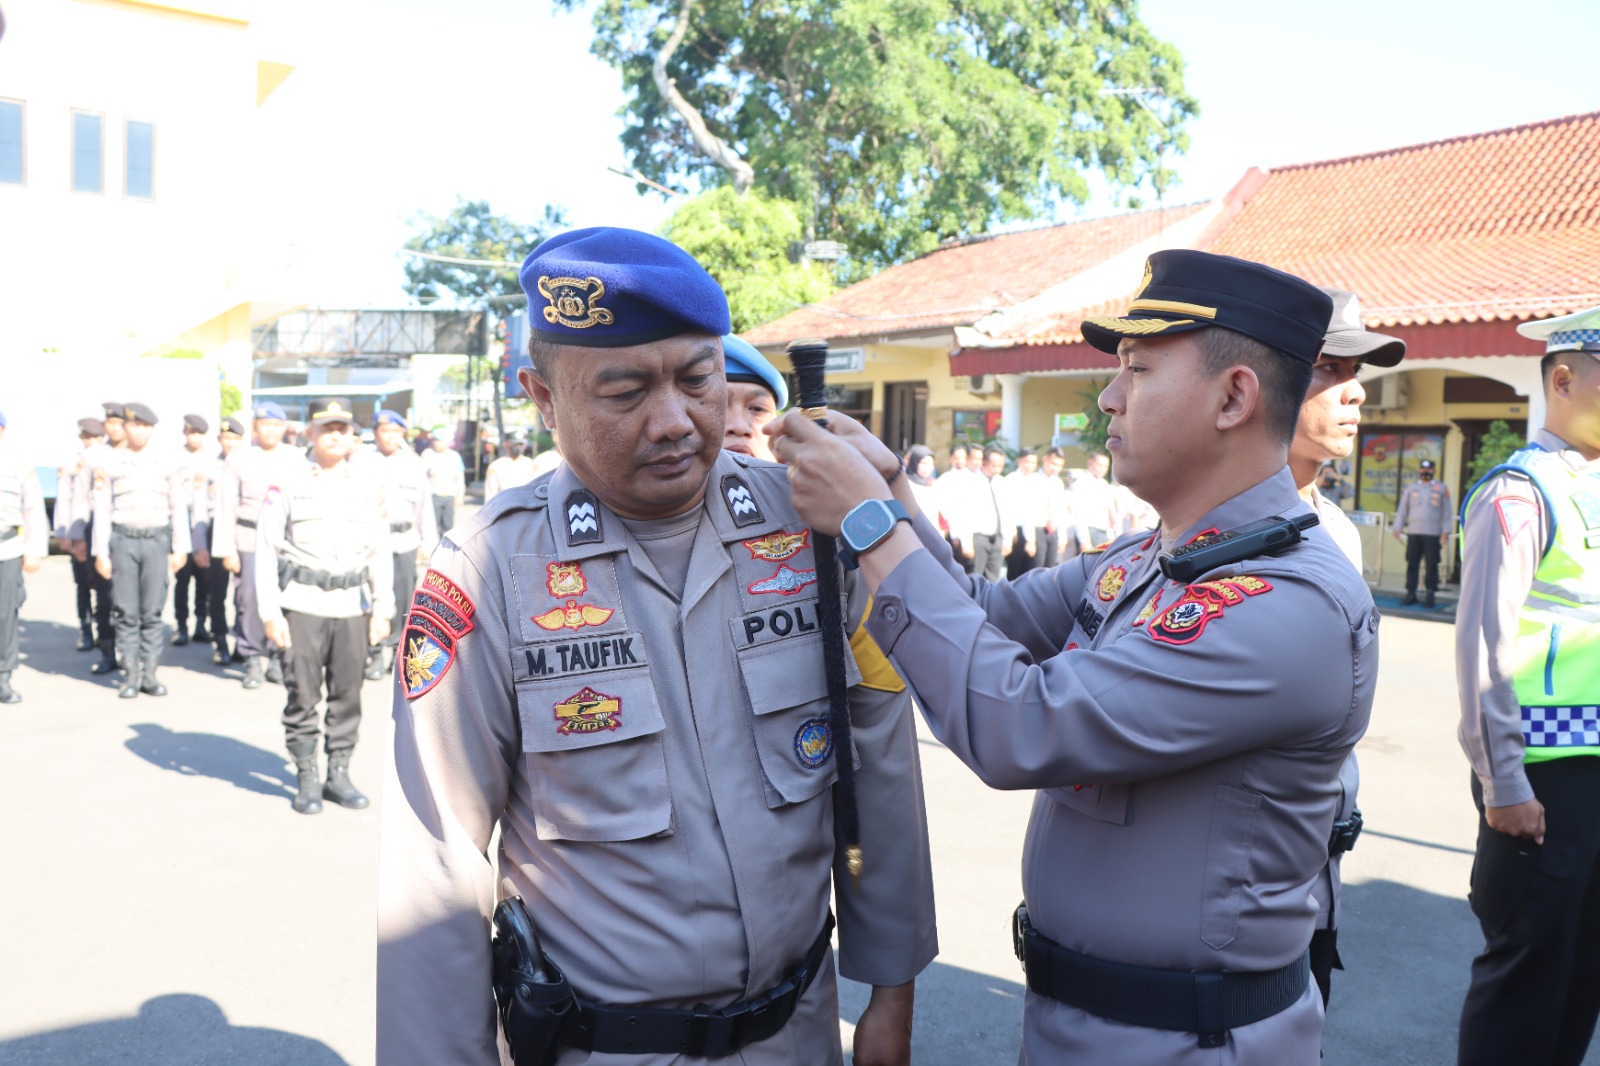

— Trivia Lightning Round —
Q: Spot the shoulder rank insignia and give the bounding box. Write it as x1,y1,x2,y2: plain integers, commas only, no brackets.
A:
532,600,615,631
721,474,764,527
546,561,587,597
794,717,834,769
1096,565,1127,602
748,564,818,597
554,686,622,735
1147,575,1272,647
744,530,809,561
564,489,603,545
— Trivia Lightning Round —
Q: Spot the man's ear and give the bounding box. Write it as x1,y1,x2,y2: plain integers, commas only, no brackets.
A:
1215,365,1260,433
520,366,557,433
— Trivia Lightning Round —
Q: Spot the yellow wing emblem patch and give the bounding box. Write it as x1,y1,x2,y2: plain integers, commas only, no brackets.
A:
532,600,615,631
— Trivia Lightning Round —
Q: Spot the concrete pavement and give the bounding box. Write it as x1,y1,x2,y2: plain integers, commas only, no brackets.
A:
1,555,1595,1064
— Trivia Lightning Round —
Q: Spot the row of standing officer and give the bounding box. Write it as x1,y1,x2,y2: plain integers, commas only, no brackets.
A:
0,409,48,704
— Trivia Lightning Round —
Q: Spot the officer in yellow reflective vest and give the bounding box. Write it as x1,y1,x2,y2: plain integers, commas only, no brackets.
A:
1455,304,1600,1066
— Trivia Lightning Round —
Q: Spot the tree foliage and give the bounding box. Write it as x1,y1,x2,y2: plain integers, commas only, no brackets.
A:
403,198,567,307
1468,420,1525,484
560,0,1196,266
661,187,836,331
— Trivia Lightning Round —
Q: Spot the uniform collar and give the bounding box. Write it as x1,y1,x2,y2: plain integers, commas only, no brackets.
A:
1165,466,1308,550
1531,428,1600,474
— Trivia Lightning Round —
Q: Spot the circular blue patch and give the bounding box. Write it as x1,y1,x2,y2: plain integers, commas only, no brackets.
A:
793,717,834,770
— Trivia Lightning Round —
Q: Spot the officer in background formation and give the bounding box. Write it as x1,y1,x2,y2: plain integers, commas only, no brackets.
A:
1394,457,1453,607
256,398,393,815
212,402,304,689
774,249,1376,1062
171,414,213,647
378,228,935,1064
363,410,434,681
420,433,465,539
1455,306,1600,1066
482,439,537,501
92,404,191,699
70,402,127,674
0,410,47,704
193,416,246,665
53,416,105,653
722,332,786,461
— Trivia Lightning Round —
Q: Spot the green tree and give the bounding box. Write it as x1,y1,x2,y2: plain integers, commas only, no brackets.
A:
1075,380,1111,454
661,187,836,331
220,380,242,419
560,0,1195,266
403,198,566,307
1467,420,1525,484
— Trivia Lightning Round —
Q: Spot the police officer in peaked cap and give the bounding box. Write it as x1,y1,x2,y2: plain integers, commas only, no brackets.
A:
773,248,1379,1063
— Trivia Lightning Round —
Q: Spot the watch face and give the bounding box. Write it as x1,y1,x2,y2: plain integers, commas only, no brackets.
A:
844,501,891,552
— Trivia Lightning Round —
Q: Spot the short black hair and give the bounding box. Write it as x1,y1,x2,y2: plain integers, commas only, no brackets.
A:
983,446,1008,465
949,442,969,457
1045,447,1064,460
1017,447,1036,460
529,333,561,381
1193,327,1312,445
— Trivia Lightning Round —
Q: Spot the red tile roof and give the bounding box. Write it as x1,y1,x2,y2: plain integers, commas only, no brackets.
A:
741,203,1209,347
981,111,1600,352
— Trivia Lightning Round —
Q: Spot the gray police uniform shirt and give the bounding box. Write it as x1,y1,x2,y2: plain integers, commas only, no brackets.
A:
364,447,436,556
1456,428,1599,808
190,453,230,552
254,457,394,625
377,451,938,1066
67,440,120,542
421,446,465,498
53,445,90,542
175,445,210,544
212,444,308,557
90,448,192,559
866,466,1377,1064
0,444,48,561
1395,479,1453,536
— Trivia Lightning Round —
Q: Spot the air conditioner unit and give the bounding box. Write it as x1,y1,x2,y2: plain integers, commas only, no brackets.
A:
1362,375,1408,411
966,374,998,396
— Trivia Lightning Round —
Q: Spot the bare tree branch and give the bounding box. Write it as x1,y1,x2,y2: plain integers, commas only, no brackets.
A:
652,0,754,193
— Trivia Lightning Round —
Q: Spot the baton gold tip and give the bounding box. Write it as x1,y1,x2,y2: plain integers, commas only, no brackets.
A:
801,406,830,422
846,845,863,880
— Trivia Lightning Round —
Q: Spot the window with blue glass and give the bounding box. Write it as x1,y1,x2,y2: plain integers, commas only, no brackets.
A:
0,100,22,185
125,119,154,199
72,110,102,193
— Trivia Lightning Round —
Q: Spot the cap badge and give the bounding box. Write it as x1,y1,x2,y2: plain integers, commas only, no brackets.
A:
538,275,615,330
1131,259,1153,300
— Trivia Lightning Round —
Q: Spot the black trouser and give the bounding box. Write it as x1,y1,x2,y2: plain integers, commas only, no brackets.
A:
282,611,368,754
970,532,1005,582
1309,928,1341,1009
71,554,100,629
946,535,974,574
1460,759,1600,1065
0,555,23,674
233,549,268,658
384,550,415,653
1006,527,1036,581
431,495,454,540
206,558,231,647
110,530,171,671
85,519,113,651
1405,533,1442,594
172,552,208,629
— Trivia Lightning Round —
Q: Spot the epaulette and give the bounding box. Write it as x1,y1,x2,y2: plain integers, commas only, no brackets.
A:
447,475,552,549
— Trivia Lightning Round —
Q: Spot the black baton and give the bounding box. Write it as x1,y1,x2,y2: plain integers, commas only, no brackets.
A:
785,337,863,880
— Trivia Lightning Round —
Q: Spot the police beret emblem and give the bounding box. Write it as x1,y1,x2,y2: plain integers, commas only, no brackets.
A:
794,717,834,769
538,275,615,330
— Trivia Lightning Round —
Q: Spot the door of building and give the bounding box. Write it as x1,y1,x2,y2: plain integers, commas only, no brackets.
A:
882,381,928,455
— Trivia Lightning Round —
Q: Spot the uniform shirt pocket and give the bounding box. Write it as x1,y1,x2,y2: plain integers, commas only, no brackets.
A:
1200,784,1263,950
515,668,672,842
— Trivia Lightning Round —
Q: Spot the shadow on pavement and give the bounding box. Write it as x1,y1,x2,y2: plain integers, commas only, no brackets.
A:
840,959,1022,1065
0,993,347,1065
16,618,120,689
124,722,295,800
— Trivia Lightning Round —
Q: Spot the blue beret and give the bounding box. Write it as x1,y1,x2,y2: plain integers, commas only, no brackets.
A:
519,227,730,348
722,334,789,409
253,401,288,421
374,409,408,428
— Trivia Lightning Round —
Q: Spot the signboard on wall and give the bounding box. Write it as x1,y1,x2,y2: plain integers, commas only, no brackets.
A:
826,348,866,374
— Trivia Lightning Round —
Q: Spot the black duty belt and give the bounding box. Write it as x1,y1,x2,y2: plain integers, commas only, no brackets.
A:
1329,808,1363,856
1013,904,1308,1048
389,521,413,533
0,527,18,542
282,563,366,591
236,518,257,530
567,912,834,1058
112,524,168,540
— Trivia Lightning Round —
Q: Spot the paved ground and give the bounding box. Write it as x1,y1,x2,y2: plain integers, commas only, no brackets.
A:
1,555,1595,1064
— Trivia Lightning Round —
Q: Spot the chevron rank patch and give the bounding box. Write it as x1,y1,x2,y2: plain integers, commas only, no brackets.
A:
1146,575,1272,646
564,490,603,545
722,474,764,527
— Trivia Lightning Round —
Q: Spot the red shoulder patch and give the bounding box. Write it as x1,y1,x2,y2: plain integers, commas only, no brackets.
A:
1494,496,1538,544
402,571,477,700
1147,576,1272,646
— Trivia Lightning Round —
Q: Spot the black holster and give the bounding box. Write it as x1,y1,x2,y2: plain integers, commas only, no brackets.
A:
492,896,579,1066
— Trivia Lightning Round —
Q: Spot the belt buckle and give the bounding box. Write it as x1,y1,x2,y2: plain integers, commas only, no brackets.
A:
688,1005,737,1059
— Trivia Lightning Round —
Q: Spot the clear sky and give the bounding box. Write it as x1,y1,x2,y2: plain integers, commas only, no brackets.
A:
251,0,1598,309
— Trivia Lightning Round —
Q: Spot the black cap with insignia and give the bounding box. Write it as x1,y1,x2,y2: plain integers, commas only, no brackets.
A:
1082,249,1334,365
123,403,158,425
308,397,357,427
221,416,245,437
78,417,105,436
182,413,209,433
101,402,125,422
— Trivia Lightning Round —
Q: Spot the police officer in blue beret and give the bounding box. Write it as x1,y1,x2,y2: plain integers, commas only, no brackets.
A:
722,333,788,462
378,227,936,1064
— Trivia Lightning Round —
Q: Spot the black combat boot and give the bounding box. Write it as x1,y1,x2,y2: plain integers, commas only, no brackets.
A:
212,639,230,666
0,673,20,704
288,741,323,815
242,656,265,689
171,627,190,647
1425,591,1436,608
118,665,141,699
323,750,370,809
265,657,284,685
362,648,386,682
192,623,211,644
1400,591,1418,606
90,647,118,675
76,623,95,652
139,661,168,697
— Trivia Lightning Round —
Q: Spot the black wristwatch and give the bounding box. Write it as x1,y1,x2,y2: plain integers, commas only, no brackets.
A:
836,498,911,571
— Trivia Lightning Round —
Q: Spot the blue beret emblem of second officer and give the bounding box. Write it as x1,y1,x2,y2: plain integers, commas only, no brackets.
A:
538,275,615,330
794,717,834,769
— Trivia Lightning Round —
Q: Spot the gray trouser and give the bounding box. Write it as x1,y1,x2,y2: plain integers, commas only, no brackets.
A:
430,495,454,541
383,550,415,652
110,530,171,669
282,611,367,754
233,549,269,658
0,555,23,674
